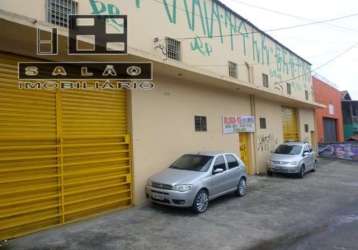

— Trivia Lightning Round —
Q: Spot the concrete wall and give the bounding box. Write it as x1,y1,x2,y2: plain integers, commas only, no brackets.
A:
0,0,313,102
313,77,344,143
130,74,251,203
298,108,315,143
254,98,283,172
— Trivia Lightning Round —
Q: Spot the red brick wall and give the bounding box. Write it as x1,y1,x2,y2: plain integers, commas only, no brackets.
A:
313,77,344,143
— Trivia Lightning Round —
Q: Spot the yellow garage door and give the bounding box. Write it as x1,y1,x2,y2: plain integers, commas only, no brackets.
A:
282,107,299,142
0,53,132,240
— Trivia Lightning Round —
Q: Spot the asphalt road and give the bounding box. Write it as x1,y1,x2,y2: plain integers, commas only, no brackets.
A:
2,158,358,250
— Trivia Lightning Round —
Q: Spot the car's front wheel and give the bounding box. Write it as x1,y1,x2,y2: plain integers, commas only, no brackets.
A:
235,178,247,197
192,189,209,213
298,165,305,178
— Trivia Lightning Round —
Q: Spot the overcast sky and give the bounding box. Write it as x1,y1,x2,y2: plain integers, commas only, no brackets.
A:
220,0,358,99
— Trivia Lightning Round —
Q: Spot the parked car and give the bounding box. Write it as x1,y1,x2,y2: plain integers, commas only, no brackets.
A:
267,142,317,178
146,152,248,213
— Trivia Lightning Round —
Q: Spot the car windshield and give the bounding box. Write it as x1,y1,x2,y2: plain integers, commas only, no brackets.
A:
274,145,302,155
169,154,214,172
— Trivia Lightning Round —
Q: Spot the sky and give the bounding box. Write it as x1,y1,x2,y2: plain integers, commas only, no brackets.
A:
220,0,358,99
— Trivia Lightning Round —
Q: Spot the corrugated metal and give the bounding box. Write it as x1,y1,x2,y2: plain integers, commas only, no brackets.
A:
282,107,299,142
0,53,132,240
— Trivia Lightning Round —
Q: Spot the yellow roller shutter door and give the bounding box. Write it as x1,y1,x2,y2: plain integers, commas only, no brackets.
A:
282,107,299,142
0,53,132,240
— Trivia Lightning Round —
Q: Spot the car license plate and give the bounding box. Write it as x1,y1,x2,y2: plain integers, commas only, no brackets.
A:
152,193,165,200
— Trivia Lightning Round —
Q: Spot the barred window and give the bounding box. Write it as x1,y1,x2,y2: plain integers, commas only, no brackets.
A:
195,116,207,132
287,83,292,95
166,38,181,61
228,61,238,78
47,0,78,27
259,118,267,129
304,124,309,133
262,74,269,88
305,90,309,100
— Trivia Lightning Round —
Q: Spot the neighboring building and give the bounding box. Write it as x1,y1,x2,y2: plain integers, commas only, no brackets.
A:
312,76,344,143
341,91,358,140
0,0,321,239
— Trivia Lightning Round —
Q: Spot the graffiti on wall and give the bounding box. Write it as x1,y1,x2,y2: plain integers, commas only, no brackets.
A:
257,134,278,152
88,0,311,89
318,143,358,161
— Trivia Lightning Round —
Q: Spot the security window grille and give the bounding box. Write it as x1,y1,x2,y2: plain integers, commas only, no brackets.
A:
305,90,309,100
305,124,309,133
259,118,267,129
228,61,238,78
166,38,181,61
262,74,269,88
195,116,207,132
287,83,292,95
47,0,78,27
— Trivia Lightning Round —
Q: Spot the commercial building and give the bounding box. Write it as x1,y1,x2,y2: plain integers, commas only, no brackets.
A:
341,91,358,140
312,76,344,143
0,0,321,240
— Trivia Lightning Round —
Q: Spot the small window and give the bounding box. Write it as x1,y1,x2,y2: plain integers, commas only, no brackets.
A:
304,124,309,133
194,116,207,132
245,63,251,83
262,74,269,88
47,0,78,27
305,90,309,100
226,154,239,169
213,155,226,172
228,61,238,78
166,37,181,61
259,118,267,129
287,83,292,95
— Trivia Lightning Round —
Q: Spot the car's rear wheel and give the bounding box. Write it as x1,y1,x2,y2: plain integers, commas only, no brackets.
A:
298,165,305,178
192,189,209,213
235,178,247,197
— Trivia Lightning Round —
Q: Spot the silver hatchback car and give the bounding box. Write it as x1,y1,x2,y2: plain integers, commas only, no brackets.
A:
146,152,248,213
267,142,317,178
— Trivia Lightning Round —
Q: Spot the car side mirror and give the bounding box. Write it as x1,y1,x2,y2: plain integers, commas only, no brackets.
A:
303,152,309,157
213,168,224,175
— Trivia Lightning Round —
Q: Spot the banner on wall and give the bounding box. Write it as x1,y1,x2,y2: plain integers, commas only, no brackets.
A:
223,115,255,134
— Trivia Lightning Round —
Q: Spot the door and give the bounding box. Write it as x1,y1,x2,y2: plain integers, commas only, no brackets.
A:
209,155,228,197
323,118,337,142
224,154,241,189
303,144,314,170
0,53,132,240
282,107,299,142
239,133,253,175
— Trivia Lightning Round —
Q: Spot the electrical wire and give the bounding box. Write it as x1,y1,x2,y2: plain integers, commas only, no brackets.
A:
175,12,358,40
185,41,358,85
274,41,358,85
224,0,358,34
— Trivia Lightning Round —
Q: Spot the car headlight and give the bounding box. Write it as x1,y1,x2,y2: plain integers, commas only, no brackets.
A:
288,161,298,166
173,184,192,192
147,179,152,186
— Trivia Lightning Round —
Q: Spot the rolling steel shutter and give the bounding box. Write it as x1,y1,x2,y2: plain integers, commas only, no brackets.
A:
282,107,299,142
0,53,132,240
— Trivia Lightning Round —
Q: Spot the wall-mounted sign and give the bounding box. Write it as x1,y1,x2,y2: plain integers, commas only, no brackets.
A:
237,115,256,133
223,116,240,134
223,115,256,134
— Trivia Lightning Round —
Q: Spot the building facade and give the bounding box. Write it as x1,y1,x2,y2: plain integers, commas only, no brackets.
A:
341,91,358,140
0,0,321,240
312,76,344,143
